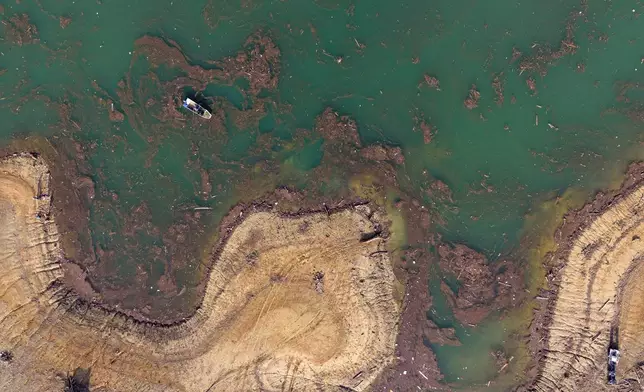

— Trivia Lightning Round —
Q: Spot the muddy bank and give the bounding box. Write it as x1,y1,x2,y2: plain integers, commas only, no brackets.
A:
372,246,448,392
0,137,94,266
0,153,402,391
523,162,644,391
15,105,409,326
36,30,410,323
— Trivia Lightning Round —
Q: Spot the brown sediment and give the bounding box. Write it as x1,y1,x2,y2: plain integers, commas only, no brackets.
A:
0,153,402,391
360,144,405,165
117,31,278,131
576,62,586,73
523,162,644,391
467,173,496,195
420,74,441,90
426,179,454,204
202,1,219,29
420,120,435,145
108,103,125,122
199,168,212,198
615,81,640,104
437,244,523,326
215,32,281,95
464,84,481,110
614,83,644,125
2,13,39,46
371,247,447,392
59,16,72,29
371,193,526,390
510,47,522,63
517,10,582,76
315,107,361,146
526,77,537,94
202,0,258,29
230,103,266,129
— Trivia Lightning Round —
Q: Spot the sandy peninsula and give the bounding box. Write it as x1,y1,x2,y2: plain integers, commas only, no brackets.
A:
0,153,401,391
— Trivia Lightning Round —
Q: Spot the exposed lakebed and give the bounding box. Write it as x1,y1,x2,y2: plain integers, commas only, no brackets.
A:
1,0,644,390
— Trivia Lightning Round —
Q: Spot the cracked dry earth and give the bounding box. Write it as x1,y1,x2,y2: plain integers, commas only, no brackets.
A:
534,182,644,391
0,154,400,392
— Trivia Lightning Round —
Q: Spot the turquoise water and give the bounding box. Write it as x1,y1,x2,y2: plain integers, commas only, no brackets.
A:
2,0,644,388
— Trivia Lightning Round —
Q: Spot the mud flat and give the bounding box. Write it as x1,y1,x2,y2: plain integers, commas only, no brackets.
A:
530,164,644,391
0,154,401,391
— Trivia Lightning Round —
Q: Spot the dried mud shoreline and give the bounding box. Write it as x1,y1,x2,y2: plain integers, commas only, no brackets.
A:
523,162,644,391
68,191,378,327
0,153,402,391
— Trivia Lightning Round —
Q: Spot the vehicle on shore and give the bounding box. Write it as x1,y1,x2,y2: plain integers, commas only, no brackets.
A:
608,348,620,385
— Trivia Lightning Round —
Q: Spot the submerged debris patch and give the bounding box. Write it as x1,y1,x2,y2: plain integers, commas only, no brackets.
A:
526,77,537,94
437,243,522,325
360,144,405,165
420,120,434,144
2,14,39,46
492,73,505,106
517,11,581,76
315,107,361,146
118,32,279,131
215,32,281,94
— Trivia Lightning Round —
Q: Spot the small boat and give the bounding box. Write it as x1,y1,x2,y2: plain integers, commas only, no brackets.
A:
182,97,212,119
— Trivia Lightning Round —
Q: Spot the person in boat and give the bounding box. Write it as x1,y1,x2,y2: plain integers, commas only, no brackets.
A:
185,100,202,114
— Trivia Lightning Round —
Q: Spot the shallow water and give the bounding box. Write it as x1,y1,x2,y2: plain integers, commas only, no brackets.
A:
1,0,643,388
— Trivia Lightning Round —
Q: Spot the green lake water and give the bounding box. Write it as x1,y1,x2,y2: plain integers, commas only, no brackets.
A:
2,0,644,389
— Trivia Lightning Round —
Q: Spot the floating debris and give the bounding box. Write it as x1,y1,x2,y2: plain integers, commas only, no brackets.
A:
526,77,537,93
421,74,441,90
492,73,505,106
517,13,580,76
353,38,366,50
464,84,481,110
59,16,72,29
2,14,39,46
